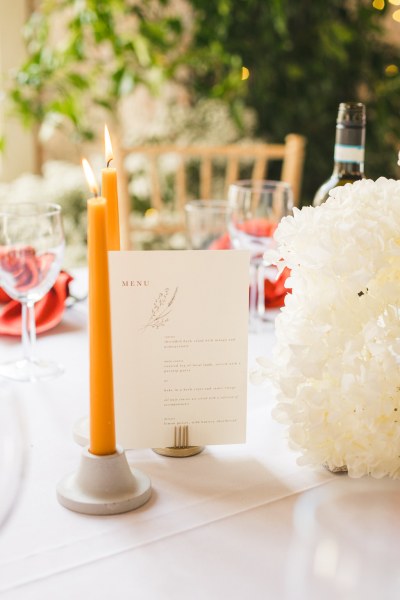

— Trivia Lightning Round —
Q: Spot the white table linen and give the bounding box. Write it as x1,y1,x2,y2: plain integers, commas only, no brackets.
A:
0,270,336,599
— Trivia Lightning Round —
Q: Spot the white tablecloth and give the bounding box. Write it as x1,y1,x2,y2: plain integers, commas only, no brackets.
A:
0,270,338,599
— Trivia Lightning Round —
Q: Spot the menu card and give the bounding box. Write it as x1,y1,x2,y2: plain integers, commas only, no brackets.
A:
108,250,250,449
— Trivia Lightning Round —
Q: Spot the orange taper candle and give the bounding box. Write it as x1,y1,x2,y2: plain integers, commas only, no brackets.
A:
82,158,116,456
102,125,120,251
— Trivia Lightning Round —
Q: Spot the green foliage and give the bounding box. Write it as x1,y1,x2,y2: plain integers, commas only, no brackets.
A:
8,0,189,141
8,0,400,205
187,0,400,203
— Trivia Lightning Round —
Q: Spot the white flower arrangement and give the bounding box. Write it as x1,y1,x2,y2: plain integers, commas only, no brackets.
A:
256,177,400,478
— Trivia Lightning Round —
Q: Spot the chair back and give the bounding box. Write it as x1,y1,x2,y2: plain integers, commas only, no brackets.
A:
115,134,306,249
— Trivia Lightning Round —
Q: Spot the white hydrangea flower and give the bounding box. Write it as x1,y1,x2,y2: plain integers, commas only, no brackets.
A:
257,178,400,478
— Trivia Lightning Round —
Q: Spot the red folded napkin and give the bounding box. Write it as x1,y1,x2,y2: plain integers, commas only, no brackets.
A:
209,232,232,250
208,220,291,308
0,271,73,336
264,266,291,308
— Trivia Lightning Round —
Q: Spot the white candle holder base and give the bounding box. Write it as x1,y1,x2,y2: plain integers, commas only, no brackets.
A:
73,415,89,446
57,445,151,515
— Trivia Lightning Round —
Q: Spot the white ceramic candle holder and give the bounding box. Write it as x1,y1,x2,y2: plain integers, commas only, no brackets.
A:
57,445,151,515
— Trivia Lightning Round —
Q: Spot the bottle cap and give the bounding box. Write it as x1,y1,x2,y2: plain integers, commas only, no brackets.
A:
337,102,366,126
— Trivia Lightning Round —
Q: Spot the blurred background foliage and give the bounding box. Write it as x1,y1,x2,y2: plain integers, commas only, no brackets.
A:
188,0,400,202
7,0,400,205
9,0,190,140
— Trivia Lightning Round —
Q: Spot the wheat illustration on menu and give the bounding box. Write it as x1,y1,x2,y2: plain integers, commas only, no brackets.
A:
142,287,178,331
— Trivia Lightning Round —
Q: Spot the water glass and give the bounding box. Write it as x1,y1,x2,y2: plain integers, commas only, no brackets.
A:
0,202,65,382
0,383,26,531
185,200,229,250
227,180,293,325
285,479,400,600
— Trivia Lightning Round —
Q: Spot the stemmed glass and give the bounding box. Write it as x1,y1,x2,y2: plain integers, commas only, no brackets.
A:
185,200,228,249
285,480,400,599
0,203,65,382
227,180,293,327
0,382,26,531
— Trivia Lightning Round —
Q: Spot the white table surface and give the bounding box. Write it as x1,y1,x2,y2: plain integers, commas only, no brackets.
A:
0,270,344,599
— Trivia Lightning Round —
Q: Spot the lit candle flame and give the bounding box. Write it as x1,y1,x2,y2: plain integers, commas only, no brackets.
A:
104,125,113,168
82,158,99,196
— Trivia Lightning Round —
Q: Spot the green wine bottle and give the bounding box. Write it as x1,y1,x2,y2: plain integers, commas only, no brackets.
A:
313,102,366,206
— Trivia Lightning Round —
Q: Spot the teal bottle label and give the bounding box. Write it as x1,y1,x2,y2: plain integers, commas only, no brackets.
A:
334,144,364,163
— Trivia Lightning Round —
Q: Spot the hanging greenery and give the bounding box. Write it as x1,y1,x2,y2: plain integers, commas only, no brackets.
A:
6,0,400,204
8,0,190,141
187,0,400,202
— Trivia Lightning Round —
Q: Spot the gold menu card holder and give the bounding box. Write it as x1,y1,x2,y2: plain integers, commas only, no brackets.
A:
153,425,204,458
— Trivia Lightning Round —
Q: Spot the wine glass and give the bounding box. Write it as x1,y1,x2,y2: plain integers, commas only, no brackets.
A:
185,200,229,249
227,180,293,327
0,202,65,382
285,479,400,600
0,382,26,531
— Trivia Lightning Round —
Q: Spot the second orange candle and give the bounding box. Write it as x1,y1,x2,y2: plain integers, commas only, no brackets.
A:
102,125,120,251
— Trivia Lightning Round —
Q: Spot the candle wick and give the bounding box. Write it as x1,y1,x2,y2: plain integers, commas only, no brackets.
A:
107,158,113,168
